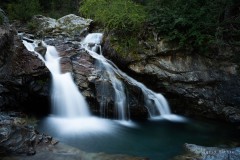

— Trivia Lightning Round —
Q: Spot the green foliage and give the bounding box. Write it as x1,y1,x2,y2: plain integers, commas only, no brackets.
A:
79,0,146,34
43,0,80,19
145,0,239,51
110,35,142,59
7,0,41,21
3,0,80,20
27,20,38,31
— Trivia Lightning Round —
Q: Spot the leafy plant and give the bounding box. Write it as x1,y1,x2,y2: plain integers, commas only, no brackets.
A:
145,0,239,52
79,0,146,34
7,0,41,22
43,0,80,19
27,20,38,31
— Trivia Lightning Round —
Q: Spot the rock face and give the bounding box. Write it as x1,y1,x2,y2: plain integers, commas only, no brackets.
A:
0,16,50,114
103,34,240,122
0,112,61,155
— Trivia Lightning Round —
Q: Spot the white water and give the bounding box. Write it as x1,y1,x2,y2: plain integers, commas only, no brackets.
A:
23,39,120,134
23,40,90,117
83,33,128,120
82,33,171,121
23,33,175,133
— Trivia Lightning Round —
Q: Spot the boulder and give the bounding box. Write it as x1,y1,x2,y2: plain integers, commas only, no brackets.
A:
32,14,92,38
173,143,240,160
0,113,36,155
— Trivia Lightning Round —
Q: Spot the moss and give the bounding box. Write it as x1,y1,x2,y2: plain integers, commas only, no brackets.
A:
23,115,38,127
27,20,38,31
110,35,143,61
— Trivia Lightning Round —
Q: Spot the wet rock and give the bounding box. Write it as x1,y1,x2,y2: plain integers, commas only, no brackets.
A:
0,22,50,114
174,143,240,160
60,57,73,73
0,113,37,155
35,46,47,57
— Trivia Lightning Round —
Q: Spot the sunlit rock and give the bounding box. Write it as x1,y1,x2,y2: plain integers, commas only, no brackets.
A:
32,14,92,37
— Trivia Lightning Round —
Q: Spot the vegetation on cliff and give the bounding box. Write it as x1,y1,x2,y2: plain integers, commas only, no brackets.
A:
79,0,146,57
79,0,146,34
0,0,80,20
80,0,239,54
145,0,240,52
7,0,41,21
1,0,239,53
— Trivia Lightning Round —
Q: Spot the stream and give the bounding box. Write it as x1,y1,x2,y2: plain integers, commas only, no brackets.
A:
38,116,240,160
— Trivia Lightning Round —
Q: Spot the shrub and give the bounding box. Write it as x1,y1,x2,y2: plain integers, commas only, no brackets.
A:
79,0,146,34
7,0,41,22
42,0,80,19
145,0,239,51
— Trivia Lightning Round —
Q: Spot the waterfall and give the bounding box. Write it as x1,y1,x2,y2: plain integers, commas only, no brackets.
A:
82,33,128,120
23,40,90,118
82,33,171,120
23,33,171,121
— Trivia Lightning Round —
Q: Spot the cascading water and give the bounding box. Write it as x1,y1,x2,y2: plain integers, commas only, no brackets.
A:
22,32,174,134
23,40,90,117
46,46,90,117
23,38,116,134
82,33,171,120
83,33,128,120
